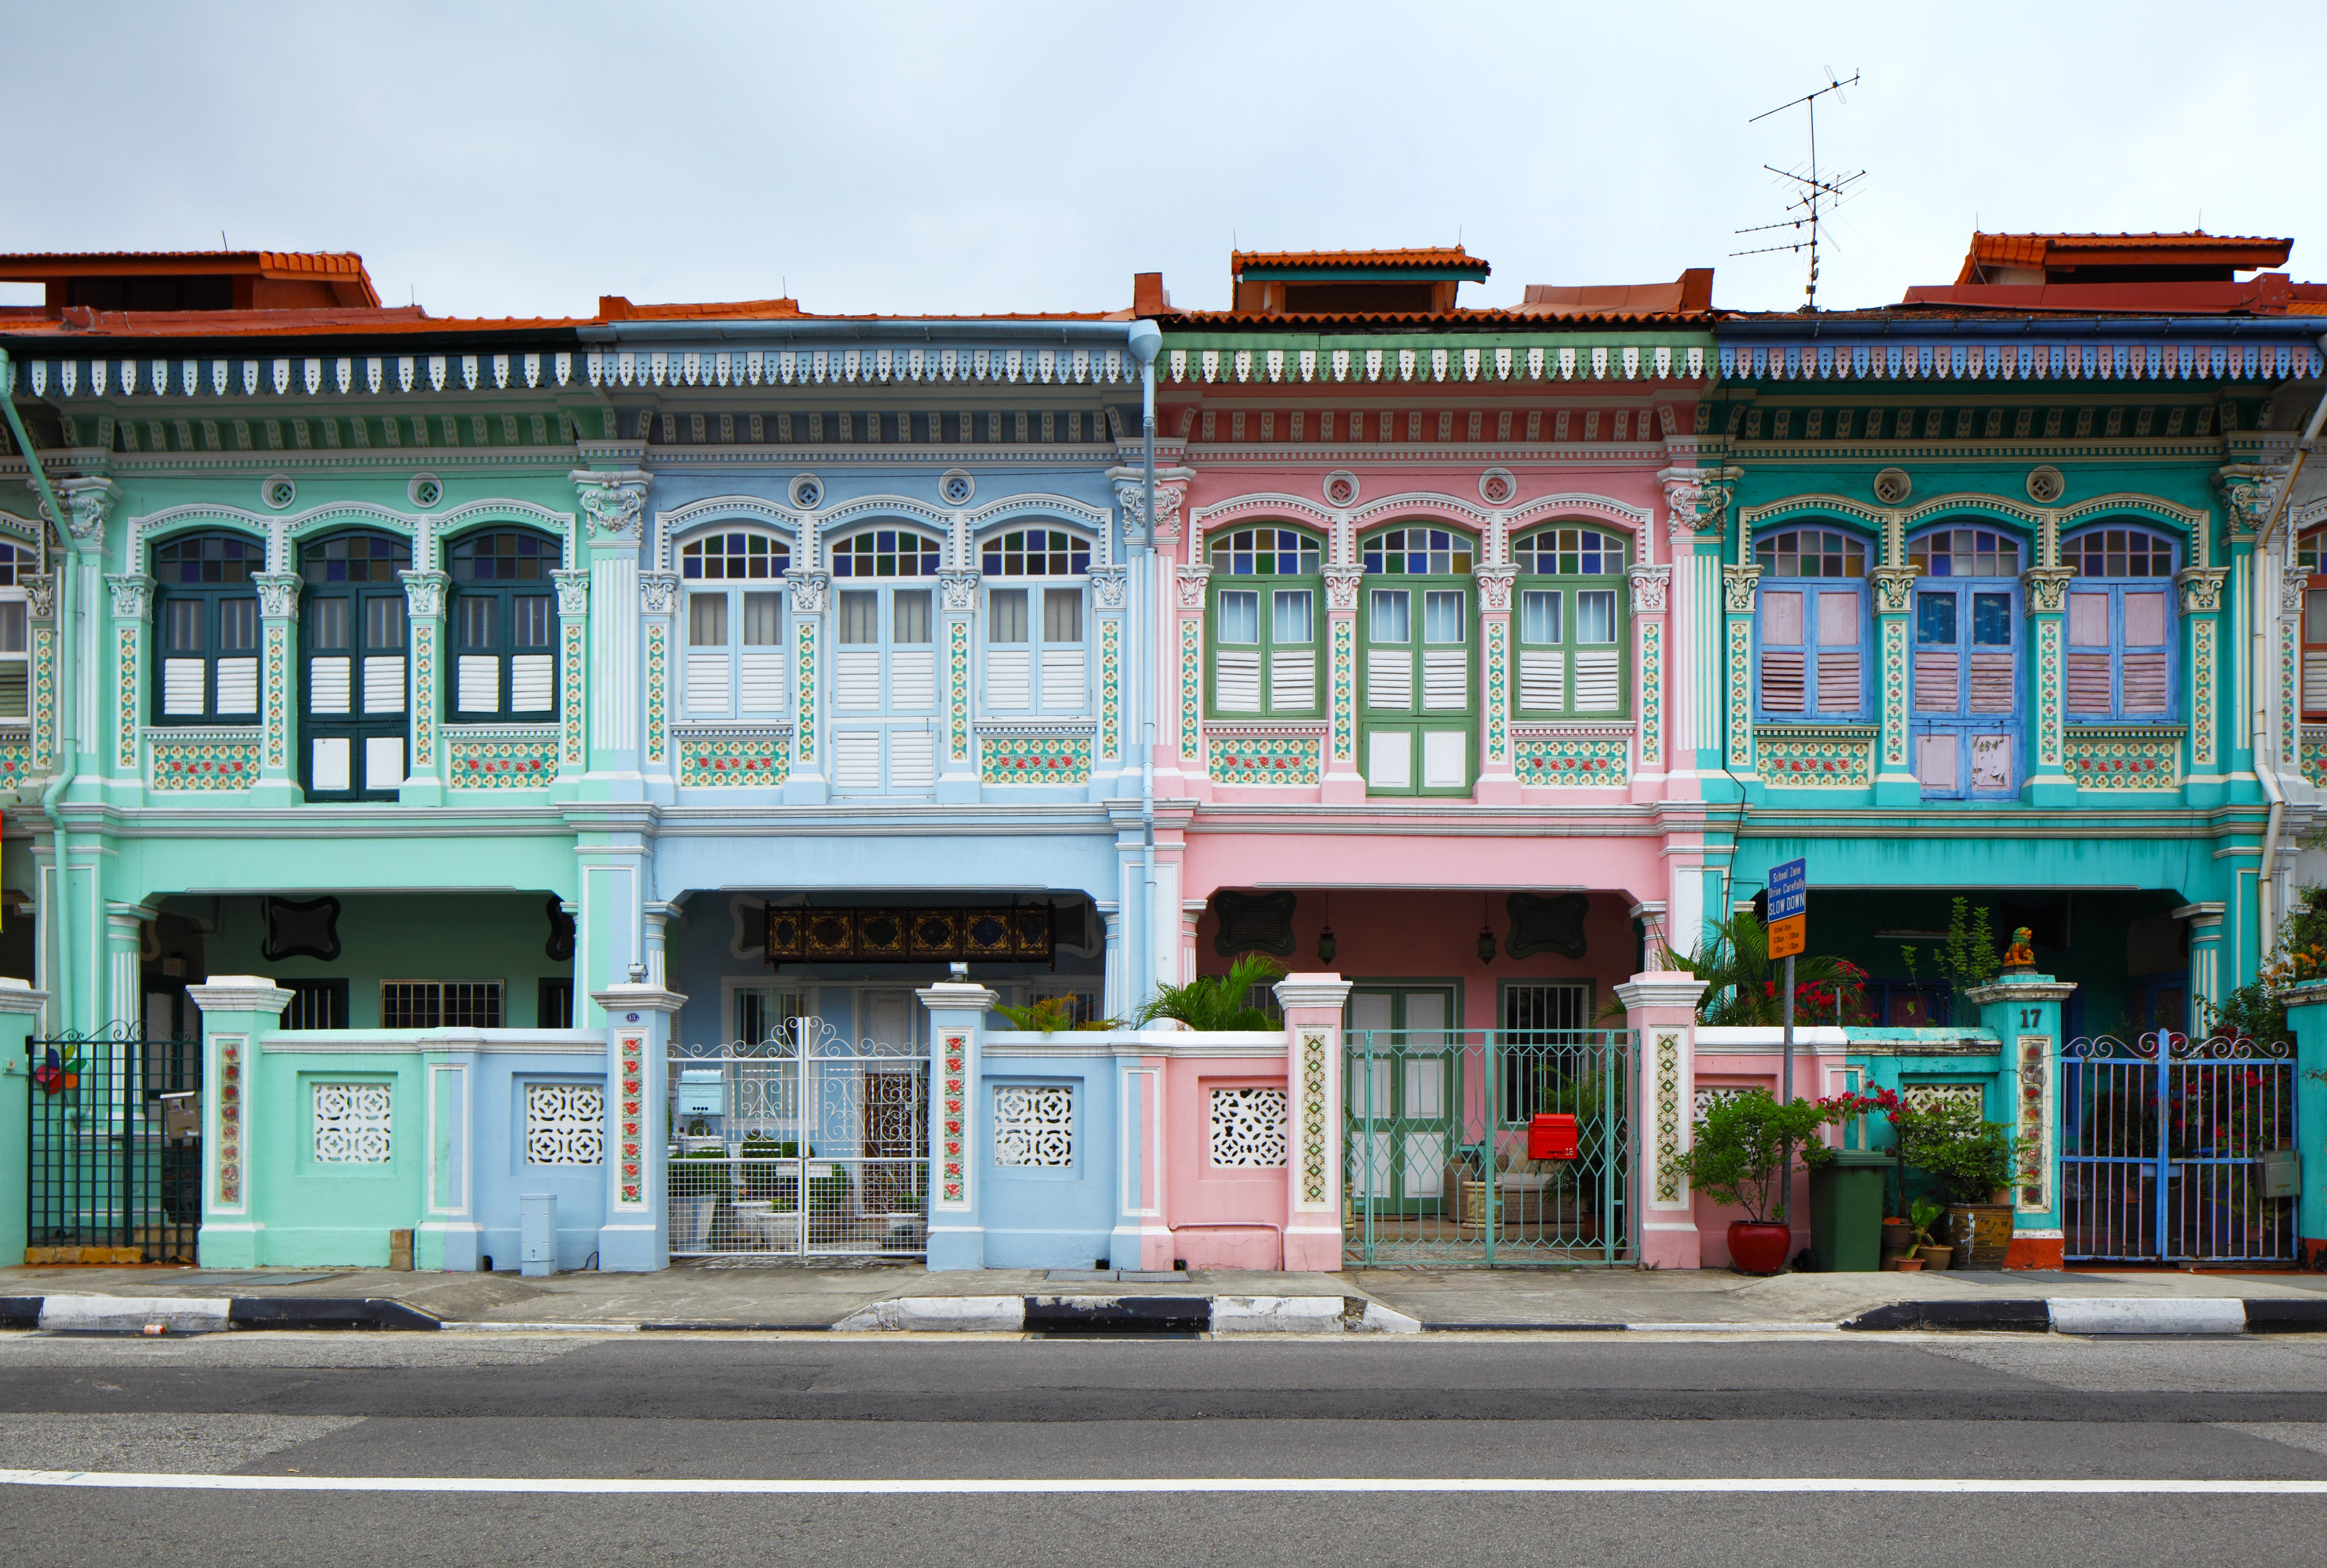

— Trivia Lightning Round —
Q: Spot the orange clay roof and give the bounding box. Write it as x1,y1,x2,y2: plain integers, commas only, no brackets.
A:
1956,232,2292,282
1230,247,1487,275
0,305,585,339
0,250,381,306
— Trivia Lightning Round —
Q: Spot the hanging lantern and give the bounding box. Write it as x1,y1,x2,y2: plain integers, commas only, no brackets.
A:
1477,925,1498,965
1316,925,1337,964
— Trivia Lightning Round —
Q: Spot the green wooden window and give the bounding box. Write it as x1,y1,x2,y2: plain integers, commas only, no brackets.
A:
1207,527,1321,718
1360,525,1476,793
448,529,558,722
153,531,264,723
301,530,412,800
1512,526,1628,717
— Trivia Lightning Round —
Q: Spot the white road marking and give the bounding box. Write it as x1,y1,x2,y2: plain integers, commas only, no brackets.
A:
2,1472,2325,1495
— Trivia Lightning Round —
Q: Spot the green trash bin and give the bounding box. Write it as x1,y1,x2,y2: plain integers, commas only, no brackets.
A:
1807,1150,1892,1272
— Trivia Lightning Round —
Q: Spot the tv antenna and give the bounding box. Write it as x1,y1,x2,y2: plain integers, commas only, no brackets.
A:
1733,70,1864,312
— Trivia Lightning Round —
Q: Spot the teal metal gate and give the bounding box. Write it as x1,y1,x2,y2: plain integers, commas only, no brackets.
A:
1344,1027,1633,1265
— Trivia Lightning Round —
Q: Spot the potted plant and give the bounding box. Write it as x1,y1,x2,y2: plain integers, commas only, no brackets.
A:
1909,1197,1952,1270
1880,1217,1916,1270
1895,1099,2018,1269
1662,1088,1829,1274
1135,953,1285,1030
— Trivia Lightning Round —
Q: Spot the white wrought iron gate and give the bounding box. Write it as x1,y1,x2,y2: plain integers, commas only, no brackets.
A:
668,1016,928,1258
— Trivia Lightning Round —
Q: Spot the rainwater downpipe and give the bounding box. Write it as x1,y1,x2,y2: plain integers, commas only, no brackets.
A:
1126,321,1162,1014
0,348,76,1030
2251,332,2327,950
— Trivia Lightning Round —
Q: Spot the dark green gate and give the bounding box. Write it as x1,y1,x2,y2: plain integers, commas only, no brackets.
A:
26,1030,201,1261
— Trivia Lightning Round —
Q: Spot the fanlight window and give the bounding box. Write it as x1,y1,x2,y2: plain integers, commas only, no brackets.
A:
449,531,553,582
1209,527,1320,576
831,529,940,578
1754,529,1866,578
2064,528,2173,579
983,529,1090,577
682,532,790,580
1910,529,2021,578
0,542,39,585
1362,527,1473,575
156,533,263,585
1513,528,1627,576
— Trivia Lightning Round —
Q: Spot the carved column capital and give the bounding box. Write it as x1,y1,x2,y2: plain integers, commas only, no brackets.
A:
785,569,829,616
2176,566,2228,615
1174,560,1212,610
1473,565,1517,614
1627,564,1670,615
1870,566,1918,616
640,572,680,615
2021,566,2075,615
399,569,450,619
1720,563,1761,614
938,569,981,614
254,571,302,622
551,568,591,617
103,572,155,623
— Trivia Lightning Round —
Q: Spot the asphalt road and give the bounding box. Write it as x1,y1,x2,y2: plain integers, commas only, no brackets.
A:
4,1330,2327,1567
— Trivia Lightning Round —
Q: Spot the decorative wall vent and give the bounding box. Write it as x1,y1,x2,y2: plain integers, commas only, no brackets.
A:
992,1084,1074,1167
525,1082,605,1166
313,1082,392,1164
1209,1086,1288,1167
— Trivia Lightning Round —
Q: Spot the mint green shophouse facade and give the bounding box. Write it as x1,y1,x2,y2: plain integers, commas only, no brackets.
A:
0,309,630,1272
1701,313,2327,1264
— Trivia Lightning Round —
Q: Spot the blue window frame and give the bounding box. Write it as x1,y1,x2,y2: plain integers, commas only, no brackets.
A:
2063,525,2176,721
1907,525,2024,797
1752,529,1870,721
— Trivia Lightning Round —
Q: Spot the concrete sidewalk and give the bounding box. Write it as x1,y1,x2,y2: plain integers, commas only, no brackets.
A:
5,1259,2324,1329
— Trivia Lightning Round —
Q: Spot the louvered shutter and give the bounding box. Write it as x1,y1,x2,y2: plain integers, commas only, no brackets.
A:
832,729,881,791
509,654,555,712
308,656,352,715
2067,653,2113,714
1572,649,1620,712
985,648,1030,710
835,649,883,710
686,652,730,712
739,652,785,714
1365,649,1410,708
1814,650,1860,713
1759,650,1804,712
162,658,206,716
890,730,936,790
363,656,405,714
2119,652,2168,712
1913,650,1958,712
457,655,500,712
1421,649,1466,710
2304,650,2327,716
1214,649,1261,712
1520,650,1564,710
1968,651,2014,714
892,649,936,710
1041,648,1086,711
215,658,258,715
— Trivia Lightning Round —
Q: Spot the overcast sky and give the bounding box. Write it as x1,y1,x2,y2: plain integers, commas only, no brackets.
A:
7,1,2324,320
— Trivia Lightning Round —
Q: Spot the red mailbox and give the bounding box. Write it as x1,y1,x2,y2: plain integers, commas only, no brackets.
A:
1528,1113,1579,1161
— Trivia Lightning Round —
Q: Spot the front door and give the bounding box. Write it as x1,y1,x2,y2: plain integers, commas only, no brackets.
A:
1346,987,1456,1222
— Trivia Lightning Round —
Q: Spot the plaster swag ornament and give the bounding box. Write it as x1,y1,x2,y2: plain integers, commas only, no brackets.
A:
572,471,649,542
55,477,120,546
1660,468,1735,539
2214,464,2278,538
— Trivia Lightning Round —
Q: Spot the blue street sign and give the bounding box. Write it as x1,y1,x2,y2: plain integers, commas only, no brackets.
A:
1768,858,1807,922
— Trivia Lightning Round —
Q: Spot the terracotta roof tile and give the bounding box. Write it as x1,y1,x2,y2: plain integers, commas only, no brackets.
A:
1230,246,1487,276
1956,231,2292,283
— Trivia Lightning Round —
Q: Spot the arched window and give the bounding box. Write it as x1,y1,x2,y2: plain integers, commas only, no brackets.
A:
301,530,412,800
447,529,558,721
681,530,791,720
2301,530,2327,721
1206,527,1322,721
153,531,265,723
1907,524,2024,797
1359,525,1479,794
981,528,1090,718
2063,525,2174,721
1512,525,1628,718
1752,527,1868,718
828,526,942,795
0,541,37,722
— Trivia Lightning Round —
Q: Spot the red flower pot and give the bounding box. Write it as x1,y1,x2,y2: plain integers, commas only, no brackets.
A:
1727,1220,1793,1276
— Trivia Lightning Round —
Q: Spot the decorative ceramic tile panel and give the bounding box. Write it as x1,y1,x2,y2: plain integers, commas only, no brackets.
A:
795,621,817,764
938,1033,967,1204
149,734,261,791
313,1082,392,1164
1300,1031,1329,1205
33,624,55,768
617,1032,644,1205
1210,1085,1287,1168
2305,727,2327,787
561,622,585,764
264,623,288,768
1514,730,1629,786
677,729,790,786
2036,620,2063,768
644,622,667,764
1901,1082,1984,1114
2191,618,2215,767
1485,620,1508,764
1331,618,1354,762
2064,726,2184,791
1207,730,1321,784
1179,617,1201,758
1725,618,1753,768
992,1084,1075,1168
1654,1031,1682,1202
1881,619,1908,767
980,730,1092,785
2283,613,2299,768
215,1036,242,1205
411,623,436,768
0,740,30,788
448,729,559,789
116,626,138,768
1753,726,1875,787
1099,619,1121,758
1637,620,1662,770
525,1082,605,1166
949,620,970,761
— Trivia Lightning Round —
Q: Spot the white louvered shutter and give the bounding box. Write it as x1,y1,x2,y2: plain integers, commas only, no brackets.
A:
163,659,206,717
890,730,936,790
1365,649,1410,708
833,730,881,791
686,652,731,712
1271,650,1315,710
363,656,405,714
740,652,785,714
1040,648,1085,711
1572,650,1620,712
509,654,554,712
308,656,352,715
892,648,936,710
457,655,500,712
1214,649,1261,712
1759,650,1804,712
2305,651,2327,716
985,648,1031,710
1814,650,1859,713
214,658,258,715
1421,650,1466,710
1913,650,1957,711
1520,650,1564,710
834,649,883,710
1968,651,2014,714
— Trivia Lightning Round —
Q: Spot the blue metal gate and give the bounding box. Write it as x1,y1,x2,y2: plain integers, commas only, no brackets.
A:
2060,1033,2296,1263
